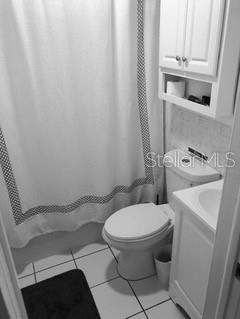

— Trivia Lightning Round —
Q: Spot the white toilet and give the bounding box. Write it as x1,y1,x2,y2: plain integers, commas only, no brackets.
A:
102,149,221,280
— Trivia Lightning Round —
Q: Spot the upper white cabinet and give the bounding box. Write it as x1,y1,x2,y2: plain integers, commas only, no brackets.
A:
159,0,224,76
159,0,188,71
158,0,240,122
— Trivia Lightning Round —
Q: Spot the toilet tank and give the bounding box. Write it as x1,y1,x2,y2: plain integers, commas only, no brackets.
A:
164,149,221,205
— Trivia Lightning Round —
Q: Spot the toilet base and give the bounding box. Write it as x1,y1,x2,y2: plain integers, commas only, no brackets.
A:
117,249,156,280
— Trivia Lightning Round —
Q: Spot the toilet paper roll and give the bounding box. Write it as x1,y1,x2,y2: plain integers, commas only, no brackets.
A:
166,81,185,98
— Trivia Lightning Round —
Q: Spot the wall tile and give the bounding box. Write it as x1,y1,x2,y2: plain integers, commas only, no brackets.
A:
165,104,232,176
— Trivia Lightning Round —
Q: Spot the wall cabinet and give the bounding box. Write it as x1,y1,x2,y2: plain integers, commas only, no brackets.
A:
159,0,224,76
158,0,240,122
159,0,188,71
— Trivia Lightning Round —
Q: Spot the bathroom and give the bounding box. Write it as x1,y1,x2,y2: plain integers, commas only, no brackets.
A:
0,0,240,318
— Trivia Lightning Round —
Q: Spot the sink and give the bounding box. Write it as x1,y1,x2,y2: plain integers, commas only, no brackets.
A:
173,179,224,231
198,188,222,217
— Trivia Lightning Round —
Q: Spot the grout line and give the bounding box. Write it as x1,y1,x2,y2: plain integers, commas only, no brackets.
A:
34,258,74,274
18,272,34,280
127,280,149,319
108,245,118,263
32,263,37,283
17,263,35,279
125,310,146,319
70,249,78,270
90,275,120,289
73,246,109,262
71,248,120,289
32,246,109,274
169,296,175,304
144,298,171,312
18,273,35,281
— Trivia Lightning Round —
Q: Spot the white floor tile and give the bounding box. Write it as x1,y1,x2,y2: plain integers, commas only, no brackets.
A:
146,300,188,319
34,251,73,272
72,242,108,259
91,277,142,319
130,275,169,310
75,248,118,287
18,275,35,289
36,261,76,283
17,263,34,278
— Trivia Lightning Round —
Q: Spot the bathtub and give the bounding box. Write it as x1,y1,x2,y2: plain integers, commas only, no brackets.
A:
12,222,104,273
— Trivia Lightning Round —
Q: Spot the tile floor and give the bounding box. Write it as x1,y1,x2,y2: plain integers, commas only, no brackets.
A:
17,242,189,319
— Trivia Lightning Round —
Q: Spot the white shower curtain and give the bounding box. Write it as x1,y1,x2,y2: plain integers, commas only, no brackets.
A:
0,0,163,248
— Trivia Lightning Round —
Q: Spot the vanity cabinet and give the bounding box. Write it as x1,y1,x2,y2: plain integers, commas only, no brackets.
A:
159,0,224,76
169,197,215,319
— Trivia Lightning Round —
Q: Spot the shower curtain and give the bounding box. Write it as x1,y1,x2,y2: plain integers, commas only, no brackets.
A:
0,0,163,248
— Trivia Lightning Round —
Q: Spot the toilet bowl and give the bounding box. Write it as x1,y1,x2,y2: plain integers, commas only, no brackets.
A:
102,149,221,280
102,203,175,280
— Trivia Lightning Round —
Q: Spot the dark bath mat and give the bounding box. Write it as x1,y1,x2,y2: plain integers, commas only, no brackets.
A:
21,269,101,319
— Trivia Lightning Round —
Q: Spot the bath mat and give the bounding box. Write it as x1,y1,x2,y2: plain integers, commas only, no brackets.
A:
21,269,101,319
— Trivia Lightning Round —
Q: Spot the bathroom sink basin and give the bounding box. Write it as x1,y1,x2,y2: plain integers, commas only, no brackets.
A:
198,188,222,217
173,179,224,231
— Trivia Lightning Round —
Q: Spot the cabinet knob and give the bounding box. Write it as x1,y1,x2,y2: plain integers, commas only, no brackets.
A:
182,56,188,63
175,56,181,61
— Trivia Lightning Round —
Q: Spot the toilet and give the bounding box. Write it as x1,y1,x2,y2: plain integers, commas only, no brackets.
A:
102,149,221,280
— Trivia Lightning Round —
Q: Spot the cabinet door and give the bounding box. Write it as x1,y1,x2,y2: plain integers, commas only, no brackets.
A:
184,0,224,76
159,0,188,70
169,208,214,318
176,217,213,314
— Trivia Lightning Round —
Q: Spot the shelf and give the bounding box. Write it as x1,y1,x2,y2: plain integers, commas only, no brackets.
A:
161,92,215,117
160,73,214,115
164,74,211,101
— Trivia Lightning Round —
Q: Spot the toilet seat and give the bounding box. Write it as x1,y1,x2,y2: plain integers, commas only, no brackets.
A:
104,203,171,242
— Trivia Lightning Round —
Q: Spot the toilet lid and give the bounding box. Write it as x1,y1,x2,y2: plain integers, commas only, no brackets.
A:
104,203,170,241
